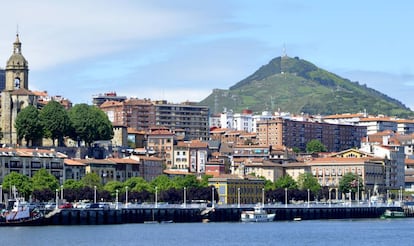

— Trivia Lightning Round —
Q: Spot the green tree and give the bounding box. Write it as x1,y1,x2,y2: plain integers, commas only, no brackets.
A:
297,172,321,194
63,179,84,190
339,172,363,194
15,105,43,146
68,104,114,146
39,100,71,146
31,168,59,191
200,174,213,187
172,175,200,189
124,177,151,192
274,175,298,189
2,172,33,199
104,180,125,193
150,175,174,191
306,139,327,153
80,172,102,188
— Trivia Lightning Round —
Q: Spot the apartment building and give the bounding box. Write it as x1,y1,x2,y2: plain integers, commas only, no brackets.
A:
257,118,366,152
154,100,209,141
146,128,175,169
0,147,66,184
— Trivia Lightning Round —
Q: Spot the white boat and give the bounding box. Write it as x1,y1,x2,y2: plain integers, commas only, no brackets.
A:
241,205,275,222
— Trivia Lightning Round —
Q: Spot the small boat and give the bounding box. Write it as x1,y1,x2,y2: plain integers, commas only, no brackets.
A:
0,197,44,226
293,217,302,221
380,209,405,219
241,205,275,222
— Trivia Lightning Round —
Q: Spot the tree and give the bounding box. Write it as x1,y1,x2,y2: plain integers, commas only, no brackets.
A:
306,139,327,153
172,175,200,189
2,172,33,199
14,105,43,146
68,104,114,146
104,180,125,194
274,175,298,189
297,173,321,194
39,100,71,146
31,168,59,191
80,172,102,189
124,177,151,192
339,172,363,194
150,175,174,191
63,179,84,190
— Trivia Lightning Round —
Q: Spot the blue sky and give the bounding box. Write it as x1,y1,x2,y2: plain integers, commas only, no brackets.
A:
1,1,414,112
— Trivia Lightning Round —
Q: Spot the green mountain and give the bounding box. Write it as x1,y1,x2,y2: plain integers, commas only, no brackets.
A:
200,56,414,117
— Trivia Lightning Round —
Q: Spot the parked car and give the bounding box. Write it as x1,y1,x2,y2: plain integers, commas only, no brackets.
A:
45,202,56,209
59,203,73,209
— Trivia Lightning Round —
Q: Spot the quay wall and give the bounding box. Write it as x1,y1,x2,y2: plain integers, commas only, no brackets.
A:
44,206,402,225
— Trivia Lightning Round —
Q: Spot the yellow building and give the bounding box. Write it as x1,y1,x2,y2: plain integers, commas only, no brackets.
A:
208,175,265,205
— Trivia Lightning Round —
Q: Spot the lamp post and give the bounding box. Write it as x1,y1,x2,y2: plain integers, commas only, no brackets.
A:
125,186,129,208
55,189,59,209
61,185,64,203
212,187,215,209
94,185,97,203
184,187,187,208
368,189,371,207
307,189,310,208
357,178,359,203
285,188,288,208
0,185,3,204
400,186,403,203
329,188,332,207
349,189,352,207
155,186,158,208
262,188,265,207
115,189,119,209
237,187,240,208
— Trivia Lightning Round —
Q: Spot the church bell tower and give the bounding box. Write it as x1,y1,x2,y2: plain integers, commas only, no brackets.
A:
1,34,37,145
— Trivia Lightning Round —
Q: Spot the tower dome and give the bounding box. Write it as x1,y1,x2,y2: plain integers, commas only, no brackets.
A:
6,34,28,70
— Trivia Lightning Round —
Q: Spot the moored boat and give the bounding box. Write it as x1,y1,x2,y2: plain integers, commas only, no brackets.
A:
0,197,44,226
241,205,275,222
380,209,405,219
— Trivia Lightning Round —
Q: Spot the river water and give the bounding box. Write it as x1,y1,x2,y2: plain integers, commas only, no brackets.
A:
0,218,411,246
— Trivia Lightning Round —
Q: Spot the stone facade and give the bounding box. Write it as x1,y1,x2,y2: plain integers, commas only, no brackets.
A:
1,35,37,145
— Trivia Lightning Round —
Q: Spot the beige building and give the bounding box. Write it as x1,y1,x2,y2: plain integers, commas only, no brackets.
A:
307,149,386,199
209,174,265,205
1,34,38,145
147,128,174,169
0,147,66,183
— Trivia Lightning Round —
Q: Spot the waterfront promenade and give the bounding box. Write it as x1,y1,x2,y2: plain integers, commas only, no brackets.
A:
44,203,405,225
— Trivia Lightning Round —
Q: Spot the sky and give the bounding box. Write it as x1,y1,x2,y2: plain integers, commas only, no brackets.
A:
1,0,414,111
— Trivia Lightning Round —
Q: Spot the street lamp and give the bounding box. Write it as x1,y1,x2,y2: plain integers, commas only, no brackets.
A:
262,188,265,207
0,185,3,204
349,189,352,206
184,187,187,208
116,189,119,209
125,186,129,208
237,187,240,208
400,186,403,203
155,186,158,208
285,188,288,208
329,188,332,207
55,189,59,209
307,189,310,208
212,187,215,209
368,189,371,207
61,185,64,203
94,185,97,203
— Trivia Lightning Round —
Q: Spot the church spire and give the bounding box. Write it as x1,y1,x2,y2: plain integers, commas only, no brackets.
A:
13,33,22,54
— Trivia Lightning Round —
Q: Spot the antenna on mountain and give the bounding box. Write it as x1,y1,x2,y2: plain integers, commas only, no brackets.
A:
282,43,287,57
